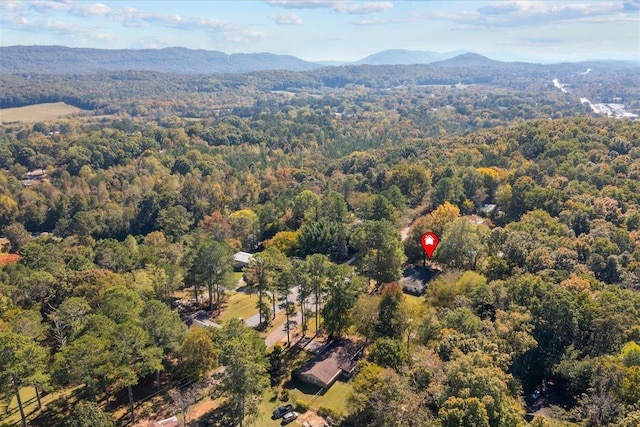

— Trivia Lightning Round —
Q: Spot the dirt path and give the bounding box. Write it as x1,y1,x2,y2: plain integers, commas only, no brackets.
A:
401,225,411,242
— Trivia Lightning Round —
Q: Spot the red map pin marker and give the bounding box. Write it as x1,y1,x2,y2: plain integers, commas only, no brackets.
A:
420,232,439,260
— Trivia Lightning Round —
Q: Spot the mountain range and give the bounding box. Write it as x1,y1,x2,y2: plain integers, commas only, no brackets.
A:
1,46,637,76
0,46,322,74
2,46,519,75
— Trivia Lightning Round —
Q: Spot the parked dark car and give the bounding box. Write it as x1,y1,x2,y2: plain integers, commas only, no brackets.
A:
272,404,294,419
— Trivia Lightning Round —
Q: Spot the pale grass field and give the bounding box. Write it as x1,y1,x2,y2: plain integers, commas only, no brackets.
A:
0,102,84,123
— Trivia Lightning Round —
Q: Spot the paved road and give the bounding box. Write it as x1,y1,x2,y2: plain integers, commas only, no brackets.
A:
242,285,300,328
264,293,320,348
264,310,304,348
212,279,310,347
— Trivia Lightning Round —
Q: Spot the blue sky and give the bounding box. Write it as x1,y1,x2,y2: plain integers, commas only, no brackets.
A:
1,1,639,63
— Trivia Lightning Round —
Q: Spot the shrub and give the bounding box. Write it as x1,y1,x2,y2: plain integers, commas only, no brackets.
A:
294,399,310,413
317,405,342,420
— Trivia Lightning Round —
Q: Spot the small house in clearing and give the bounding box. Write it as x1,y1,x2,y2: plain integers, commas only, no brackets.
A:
234,251,254,271
184,310,221,329
298,339,362,390
20,169,48,187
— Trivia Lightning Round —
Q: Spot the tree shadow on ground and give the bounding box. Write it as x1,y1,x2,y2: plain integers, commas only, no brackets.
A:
22,388,85,427
282,379,322,397
189,400,235,427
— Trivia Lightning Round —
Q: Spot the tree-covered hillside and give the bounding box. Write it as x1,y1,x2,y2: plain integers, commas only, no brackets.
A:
0,46,322,74
2,59,638,118
1,65,640,427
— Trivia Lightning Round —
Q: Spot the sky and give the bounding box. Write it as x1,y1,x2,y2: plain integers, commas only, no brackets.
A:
1,0,639,63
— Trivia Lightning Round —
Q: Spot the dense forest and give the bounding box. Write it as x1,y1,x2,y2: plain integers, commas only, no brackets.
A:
1,59,640,427
2,56,639,116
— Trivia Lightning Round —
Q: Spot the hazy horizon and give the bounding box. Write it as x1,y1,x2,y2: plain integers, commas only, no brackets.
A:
3,44,638,66
1,1,639,64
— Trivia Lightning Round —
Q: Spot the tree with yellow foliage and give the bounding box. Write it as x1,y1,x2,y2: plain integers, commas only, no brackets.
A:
404,201,460,264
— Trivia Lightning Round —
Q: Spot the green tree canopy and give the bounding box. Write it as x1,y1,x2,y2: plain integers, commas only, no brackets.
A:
216,318,268,427
66,400,114,427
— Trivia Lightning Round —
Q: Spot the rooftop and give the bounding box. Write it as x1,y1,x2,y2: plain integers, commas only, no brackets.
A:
234,251,254,265
155,416,179,427
299,339,361,386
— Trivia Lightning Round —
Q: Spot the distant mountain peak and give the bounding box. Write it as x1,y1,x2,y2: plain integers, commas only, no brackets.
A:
354,49,471,65
431,52,502,66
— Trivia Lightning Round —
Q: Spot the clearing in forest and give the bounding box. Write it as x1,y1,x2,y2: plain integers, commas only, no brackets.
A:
0,102,85,123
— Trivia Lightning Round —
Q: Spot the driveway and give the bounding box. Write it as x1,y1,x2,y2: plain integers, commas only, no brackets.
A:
264,309,304,348
243,286,300,328
234,282,315,348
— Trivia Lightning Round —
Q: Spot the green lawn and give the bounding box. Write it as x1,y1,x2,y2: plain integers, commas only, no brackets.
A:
306,316,321,336
314,379,351,415
251,377,352,427
284,377,352,416
2,386,81,426
249,344,352,426
404,293,425,308
252,389,287,427
3,385,49,426
217,291,259,324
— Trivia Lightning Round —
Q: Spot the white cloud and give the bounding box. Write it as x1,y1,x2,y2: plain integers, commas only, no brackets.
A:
113,7,150,27
334,2,392,15
29,1,68,13
267,0,342,9
83,5,241,34
0,14,29,28
579,16,640,23
2,16,88,35
269,12,304,25
351,15,416,26
246,30,268,38
24,1,111,17
189,17,238,32
22,2,237,33
268,0,391,15
429,1,630,28
2,2,264,45
69,3,111,17
0,0,25,11
39,19,80,32
90,33,115,41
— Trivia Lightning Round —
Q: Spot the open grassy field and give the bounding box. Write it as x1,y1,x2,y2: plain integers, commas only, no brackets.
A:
2,386,82,427
217,291,259,324
0,102,85,123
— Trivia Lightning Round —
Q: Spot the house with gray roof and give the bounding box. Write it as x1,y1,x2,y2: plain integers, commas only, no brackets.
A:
298,339,362,389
